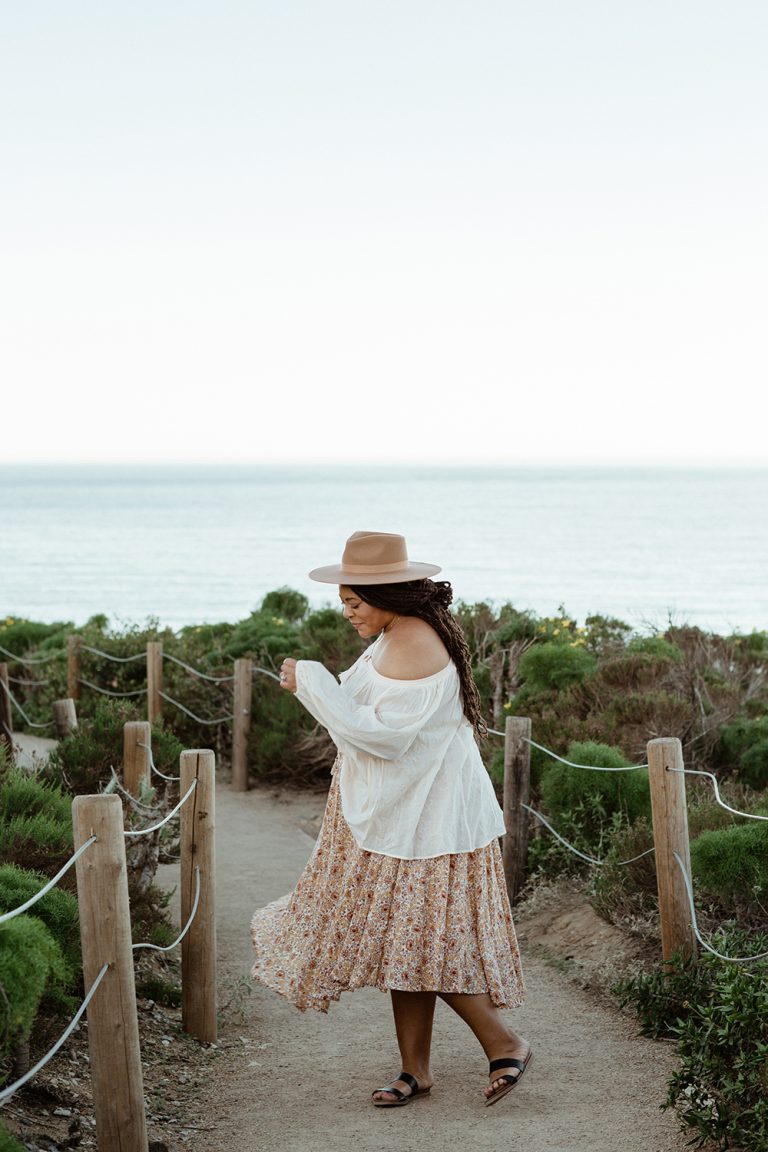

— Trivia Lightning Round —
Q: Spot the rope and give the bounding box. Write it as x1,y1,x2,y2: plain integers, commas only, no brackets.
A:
162,653,234,682
8,675,52,688
158,691,233,725
109,768,160,812
137,741,180,782
123,779,197,837
253,667,281,683
79,677,147,699
522,803,656,867
0,837,97,925
0,962,109,1105
672,851,768,963
79,645,146,663
0,644,60,666
667,767,768,823
0,680,55,729
487,729,648,771
132,867,201,953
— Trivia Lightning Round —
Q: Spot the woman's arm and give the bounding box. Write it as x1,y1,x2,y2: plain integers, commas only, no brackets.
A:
281,658,442,761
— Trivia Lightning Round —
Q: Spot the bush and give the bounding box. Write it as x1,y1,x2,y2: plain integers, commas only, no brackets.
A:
716,716,768,789
616,937,768,1151
0,916,71,1069
0,864,80,981
45,698,182,795
690,822,768,907
0,768,73,875
540,742,650,836
518,642,597,694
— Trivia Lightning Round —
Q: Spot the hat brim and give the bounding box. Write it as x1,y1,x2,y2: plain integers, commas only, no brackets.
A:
308,561,442,585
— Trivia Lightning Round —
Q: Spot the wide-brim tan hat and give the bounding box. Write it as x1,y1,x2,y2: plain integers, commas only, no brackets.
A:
309,531,441,585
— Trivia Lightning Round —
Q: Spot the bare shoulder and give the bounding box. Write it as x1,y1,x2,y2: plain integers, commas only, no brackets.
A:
374,618,450,680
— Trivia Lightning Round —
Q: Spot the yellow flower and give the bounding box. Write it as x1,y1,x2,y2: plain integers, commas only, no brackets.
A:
503,702,512,710
5,617,14,626
552,627,560,636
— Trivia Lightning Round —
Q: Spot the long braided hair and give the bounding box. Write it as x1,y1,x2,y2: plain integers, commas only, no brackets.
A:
349,578,487,737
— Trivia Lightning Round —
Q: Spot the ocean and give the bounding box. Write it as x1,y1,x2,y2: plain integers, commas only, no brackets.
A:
2,464,767,636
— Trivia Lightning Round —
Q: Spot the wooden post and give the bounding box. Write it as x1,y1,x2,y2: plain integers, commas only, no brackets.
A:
179,749,217,1043
0,663,14,754
146,641,163,725
502,716,532,904
52,698,78,738
67,635,81,701
124,720,152,797
232,658,252,792
647,737,697,965
72,794,149,1152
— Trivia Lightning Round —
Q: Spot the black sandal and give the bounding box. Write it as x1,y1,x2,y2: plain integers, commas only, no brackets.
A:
485,1047,534,1106
372,1072,431,1108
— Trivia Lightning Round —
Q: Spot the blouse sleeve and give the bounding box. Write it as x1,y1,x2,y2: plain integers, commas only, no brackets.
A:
293,659,442,761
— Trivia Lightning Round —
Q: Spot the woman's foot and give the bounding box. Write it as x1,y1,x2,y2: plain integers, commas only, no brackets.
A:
372,1071,433,1106
484,1040,533,1103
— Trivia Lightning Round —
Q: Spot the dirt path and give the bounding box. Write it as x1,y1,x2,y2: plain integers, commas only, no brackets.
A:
161,780,690,1152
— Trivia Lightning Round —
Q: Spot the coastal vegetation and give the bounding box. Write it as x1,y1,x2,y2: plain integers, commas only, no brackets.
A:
1,594,767,1147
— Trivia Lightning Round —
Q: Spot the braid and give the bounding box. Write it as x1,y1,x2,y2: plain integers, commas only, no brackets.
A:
349,579,487,737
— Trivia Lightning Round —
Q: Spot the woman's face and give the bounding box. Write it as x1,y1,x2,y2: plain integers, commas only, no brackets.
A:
339,586,395,639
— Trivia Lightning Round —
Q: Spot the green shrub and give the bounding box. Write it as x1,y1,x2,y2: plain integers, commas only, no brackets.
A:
0,916,71,1069
626,635,683,661
690,822,768,904
616,937,768,1151
518,642,597,694
716,716,768,788
0,864,80,979
0,769,73,874
540,742,650,835
45,698,182,795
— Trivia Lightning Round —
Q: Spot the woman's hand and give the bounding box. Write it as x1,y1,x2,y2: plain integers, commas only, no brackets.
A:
279,658,298,692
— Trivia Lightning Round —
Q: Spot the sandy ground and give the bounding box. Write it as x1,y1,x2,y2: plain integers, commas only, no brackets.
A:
158,779,692,1152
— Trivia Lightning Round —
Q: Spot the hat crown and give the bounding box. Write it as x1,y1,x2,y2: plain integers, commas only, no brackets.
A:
308,530,441,584
341,532,408,573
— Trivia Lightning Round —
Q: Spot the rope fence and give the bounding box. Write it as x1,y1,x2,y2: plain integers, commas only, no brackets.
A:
0,734,217,1151
138,739,180,782
0,644,60,666
521,802,656,868
158,689,234,726
672,851,768,964
493,718,768,971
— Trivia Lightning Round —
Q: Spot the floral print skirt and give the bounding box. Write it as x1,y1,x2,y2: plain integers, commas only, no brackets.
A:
250,775,525,1013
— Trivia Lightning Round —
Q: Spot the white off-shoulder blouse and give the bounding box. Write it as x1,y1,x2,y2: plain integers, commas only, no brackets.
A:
293,641,506,859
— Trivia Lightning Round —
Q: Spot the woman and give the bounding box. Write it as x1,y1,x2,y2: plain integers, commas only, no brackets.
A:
251,531,530,1107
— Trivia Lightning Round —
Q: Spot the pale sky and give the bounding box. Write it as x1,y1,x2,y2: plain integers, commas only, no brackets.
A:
2,1,766,465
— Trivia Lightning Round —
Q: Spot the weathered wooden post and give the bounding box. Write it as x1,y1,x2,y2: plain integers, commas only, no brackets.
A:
0,663,14,755
232,657,252,792
146,641,163,725
647,737,697,966
502,716,532,903
124,720,152,797
52,698,78,738
67,635,81,701
179,749,217,1043
72,794,149,1152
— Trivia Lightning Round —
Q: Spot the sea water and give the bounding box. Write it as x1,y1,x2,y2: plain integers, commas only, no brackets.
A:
2,464,767,635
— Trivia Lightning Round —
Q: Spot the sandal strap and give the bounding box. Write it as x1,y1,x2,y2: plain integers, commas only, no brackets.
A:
373,1072,419,1100
489,1057,525,1075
